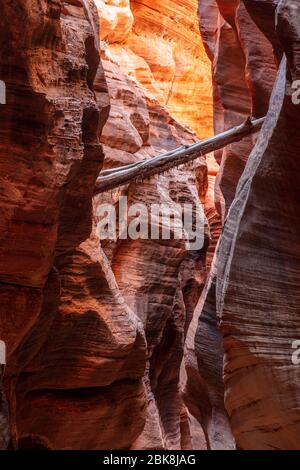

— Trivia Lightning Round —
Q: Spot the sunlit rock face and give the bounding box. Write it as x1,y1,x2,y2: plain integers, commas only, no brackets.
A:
93,47,211,449
2,0,298,453
19,59,211,449
0,0,214,451
95,0,213,139
96,0,134,42
91,0,218,449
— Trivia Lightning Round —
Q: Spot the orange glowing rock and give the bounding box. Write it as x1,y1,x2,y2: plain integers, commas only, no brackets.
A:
96,0,213,139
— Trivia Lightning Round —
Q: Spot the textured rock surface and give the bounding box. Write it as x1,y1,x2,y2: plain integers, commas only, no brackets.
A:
199,0,277,217
0,0,108,449
96,0,213,139
0,0,213,450
0,366,9,449
17,28,212,450
1,0,299,453
92,47,211,449
216,0,300,449
0,0,105,359
186,0,300,451
96,14,216,447
182,0,277,449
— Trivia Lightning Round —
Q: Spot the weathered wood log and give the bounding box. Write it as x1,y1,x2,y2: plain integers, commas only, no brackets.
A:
94,117,265,195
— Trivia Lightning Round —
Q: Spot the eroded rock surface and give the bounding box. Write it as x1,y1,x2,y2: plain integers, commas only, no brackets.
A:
1,0,299,452
95,0,213,138
185,0,300,451
217,0,300,450
199,0,277,217
0,0,108,449
183,0,277,449
0,0,214,450
87,43,211,449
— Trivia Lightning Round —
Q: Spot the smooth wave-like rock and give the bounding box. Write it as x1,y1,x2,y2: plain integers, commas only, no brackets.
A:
1,0,299,452
216,0,300,449
199,0,277,217
0,0,108,449
0,0,214,450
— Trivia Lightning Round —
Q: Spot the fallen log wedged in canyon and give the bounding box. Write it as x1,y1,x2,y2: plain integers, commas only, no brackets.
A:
1,0,299,452
94,117,265,194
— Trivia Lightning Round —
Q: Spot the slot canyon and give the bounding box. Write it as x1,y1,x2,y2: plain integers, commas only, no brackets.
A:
0,0,299,452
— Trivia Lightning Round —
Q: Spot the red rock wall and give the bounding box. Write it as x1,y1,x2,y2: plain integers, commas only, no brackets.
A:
185,0,300,450
0,0,109,449
0,0,214,450
182,0,277,449
217,0,300,449
77,42,210,450
1,0,300,452
199,0,277,217
95,0,213,139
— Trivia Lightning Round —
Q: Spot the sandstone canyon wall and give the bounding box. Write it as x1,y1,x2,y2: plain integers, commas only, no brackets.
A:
0,0,214,450
0,0,300,452
0,0,108,449
183,0,278,450
216,0,300,450
184,0,300,451
95,0,213,139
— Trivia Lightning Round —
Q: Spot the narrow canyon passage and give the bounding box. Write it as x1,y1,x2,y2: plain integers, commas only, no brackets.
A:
84,0,218,450
0,0,300,452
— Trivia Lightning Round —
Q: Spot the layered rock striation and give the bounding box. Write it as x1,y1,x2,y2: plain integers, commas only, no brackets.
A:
1,0,299,452
0,0,214,450
88,34,211,450
216,0,300,449
95,0,213,139
0,0,109,449
185,0,300,450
